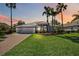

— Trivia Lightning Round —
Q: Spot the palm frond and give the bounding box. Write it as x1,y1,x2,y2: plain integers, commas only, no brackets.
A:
5,3,10,8
72,14,79,17
42,11,46,16
44,6,48,11
43,6,51,17
72,12,79,22
63,5,67,11
13,3,16,9
5,3,8,6
72,16,79,23
71,17,78,22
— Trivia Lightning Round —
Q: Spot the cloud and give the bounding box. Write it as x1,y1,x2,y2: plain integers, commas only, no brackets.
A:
0,15,18,25
0,15,8,19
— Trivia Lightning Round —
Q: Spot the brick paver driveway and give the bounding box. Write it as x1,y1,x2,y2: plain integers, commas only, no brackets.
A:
0,33,31,55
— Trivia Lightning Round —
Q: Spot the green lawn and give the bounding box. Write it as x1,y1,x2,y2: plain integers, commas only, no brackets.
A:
4,33,79,56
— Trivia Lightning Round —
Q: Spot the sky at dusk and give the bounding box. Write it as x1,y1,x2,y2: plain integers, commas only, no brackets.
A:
0,3,79,25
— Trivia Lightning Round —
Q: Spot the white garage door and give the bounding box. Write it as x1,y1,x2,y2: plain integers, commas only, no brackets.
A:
16,27,35,34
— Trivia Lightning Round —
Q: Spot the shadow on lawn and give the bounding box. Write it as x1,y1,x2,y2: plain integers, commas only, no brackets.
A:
41,33,58,36
56,35,79,43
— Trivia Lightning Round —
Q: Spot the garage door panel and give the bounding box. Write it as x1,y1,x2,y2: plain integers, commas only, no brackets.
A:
16,27,35,34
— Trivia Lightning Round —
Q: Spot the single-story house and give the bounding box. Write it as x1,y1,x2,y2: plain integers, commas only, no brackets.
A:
16,21,56,34
16,21,48,34
63,21,79,31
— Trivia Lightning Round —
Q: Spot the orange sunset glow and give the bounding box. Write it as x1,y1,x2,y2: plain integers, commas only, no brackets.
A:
0,3,79,24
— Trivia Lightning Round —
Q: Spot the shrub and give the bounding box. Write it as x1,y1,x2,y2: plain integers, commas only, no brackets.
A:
0,30,5,37
0,23,11,34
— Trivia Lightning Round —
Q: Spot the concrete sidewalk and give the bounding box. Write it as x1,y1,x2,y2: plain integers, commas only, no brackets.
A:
0,33,31,55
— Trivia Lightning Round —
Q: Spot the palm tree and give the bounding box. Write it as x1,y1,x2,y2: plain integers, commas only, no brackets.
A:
71,13,79,31
72,13,79,23
56,3,67,31
5,3,16,33
42,6,51,32
72,13,79,31
50,8,58,32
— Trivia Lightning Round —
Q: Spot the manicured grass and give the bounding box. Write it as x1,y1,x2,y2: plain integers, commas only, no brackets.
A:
4,33,79,56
